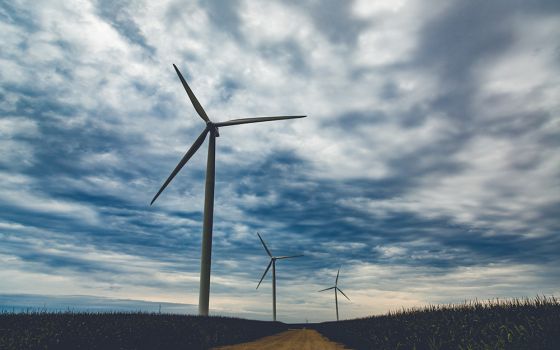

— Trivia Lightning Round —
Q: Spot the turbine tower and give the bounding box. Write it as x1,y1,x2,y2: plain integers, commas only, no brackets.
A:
319,267,350,321
256,232,303,321
151,64,306,316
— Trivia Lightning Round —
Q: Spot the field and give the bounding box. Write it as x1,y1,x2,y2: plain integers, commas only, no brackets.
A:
0,312,288,349
1,296,559,349
311,296,560,349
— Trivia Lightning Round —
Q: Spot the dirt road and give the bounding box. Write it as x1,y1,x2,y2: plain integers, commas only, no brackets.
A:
213,328,349,350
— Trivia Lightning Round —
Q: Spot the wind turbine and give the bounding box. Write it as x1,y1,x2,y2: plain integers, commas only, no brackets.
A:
151,64,306,316
256,232,303,321
319,267,350,321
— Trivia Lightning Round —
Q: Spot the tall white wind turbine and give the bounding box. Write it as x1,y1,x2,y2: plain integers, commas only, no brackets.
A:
256,232,303,321
151,64,306,316
319,267,350,321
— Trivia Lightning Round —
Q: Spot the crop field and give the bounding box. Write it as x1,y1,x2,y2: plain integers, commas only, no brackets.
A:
1,296,559,349
0,312,288,349
310,296,560,349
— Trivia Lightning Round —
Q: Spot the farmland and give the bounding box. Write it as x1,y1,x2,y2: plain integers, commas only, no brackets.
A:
1,296,559,349
0,312,288,350
310,296,560,349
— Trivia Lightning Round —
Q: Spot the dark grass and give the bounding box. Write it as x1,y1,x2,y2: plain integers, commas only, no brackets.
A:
0,312,288,350
308,295,560,350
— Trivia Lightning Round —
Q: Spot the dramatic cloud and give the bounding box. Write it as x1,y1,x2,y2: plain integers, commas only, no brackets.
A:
1,0,559,322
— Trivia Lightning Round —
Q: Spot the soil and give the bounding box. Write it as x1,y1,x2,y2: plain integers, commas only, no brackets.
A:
213,328,350,350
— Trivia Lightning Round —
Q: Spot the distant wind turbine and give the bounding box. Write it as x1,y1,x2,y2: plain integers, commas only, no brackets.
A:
256,232,303,321
151,64,306,316
319,267,350,321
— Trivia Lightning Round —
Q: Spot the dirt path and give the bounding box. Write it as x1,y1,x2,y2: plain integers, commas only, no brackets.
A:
213,328,349,350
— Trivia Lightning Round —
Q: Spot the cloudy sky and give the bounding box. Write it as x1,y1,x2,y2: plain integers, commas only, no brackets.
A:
1,0,559,323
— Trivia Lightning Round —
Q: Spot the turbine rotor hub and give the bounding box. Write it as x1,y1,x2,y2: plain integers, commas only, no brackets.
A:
206,122,220,137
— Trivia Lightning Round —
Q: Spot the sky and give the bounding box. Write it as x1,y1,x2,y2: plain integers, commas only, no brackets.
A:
0,0,559,323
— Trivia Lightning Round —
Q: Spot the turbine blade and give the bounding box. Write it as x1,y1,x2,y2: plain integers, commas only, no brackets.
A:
150,128,209,205
275,255,304,260
318,286,335,292
256,260,273,289
337,287,350,301
173,64,210,123
257,232,272,257
335,268,340,286
215,115,306,127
